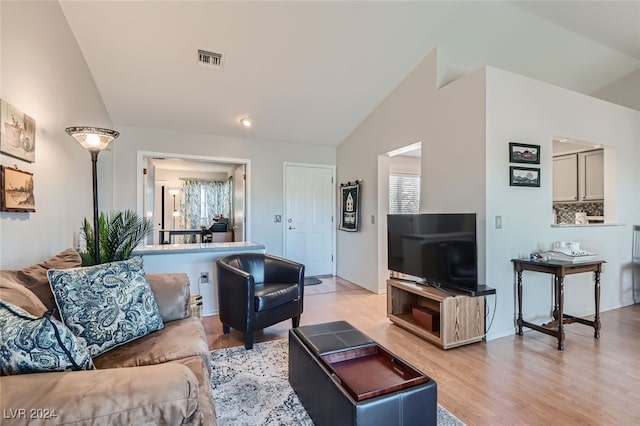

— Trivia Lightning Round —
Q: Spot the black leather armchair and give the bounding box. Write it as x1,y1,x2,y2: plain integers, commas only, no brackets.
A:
216,253,304,349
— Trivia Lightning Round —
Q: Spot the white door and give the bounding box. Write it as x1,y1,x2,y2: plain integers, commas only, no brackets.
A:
284,165,334,276
143,161,156,245
233,164,246,241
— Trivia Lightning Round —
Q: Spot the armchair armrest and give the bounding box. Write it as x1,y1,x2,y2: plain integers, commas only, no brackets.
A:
146,273,191,322
216,260,254,330
264,254,305,286
0,363,199,425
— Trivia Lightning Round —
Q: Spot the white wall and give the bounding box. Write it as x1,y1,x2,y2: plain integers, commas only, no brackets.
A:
337,50,487,292
338,52,439,292
111,125,335,256
485,67,640,339
389,155,421,175
0,1,112,268
591,69,640,112
338,49,639,343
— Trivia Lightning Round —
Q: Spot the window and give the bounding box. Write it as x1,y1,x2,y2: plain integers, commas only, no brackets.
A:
182,180,231,230
389,174,420,214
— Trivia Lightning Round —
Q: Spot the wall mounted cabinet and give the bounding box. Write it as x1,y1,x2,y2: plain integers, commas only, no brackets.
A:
553,154,578,201
553,149,603,202
579,150,604,201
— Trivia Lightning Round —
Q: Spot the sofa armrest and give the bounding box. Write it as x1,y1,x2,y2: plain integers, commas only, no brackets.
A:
146,273,191,322
0,363,199,425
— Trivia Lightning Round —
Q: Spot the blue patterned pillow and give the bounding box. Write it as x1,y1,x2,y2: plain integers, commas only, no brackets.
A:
0,300,95,375
47,256,164,357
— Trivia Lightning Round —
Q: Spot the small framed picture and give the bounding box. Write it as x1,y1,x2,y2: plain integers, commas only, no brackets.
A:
509,142,540,164
510,166,540,187
0,99,36,163
1,166,35,212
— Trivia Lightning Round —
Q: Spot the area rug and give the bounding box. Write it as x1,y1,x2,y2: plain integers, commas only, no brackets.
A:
304,277,322,286
210,338,465,426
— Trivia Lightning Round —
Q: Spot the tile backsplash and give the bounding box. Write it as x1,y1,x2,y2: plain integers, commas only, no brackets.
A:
553,202,604,224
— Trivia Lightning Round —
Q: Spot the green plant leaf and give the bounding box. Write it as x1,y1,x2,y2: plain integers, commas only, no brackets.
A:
79,209,152,266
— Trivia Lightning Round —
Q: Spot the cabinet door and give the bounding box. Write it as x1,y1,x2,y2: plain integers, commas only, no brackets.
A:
553,154,578,202
579,150,604,201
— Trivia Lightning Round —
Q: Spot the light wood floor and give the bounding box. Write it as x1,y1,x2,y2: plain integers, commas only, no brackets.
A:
203,277,640,425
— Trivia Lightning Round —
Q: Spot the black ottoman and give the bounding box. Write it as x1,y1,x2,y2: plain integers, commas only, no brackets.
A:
289,321,437,426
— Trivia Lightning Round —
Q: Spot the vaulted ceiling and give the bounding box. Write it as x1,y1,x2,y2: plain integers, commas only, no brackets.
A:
60,1,640,147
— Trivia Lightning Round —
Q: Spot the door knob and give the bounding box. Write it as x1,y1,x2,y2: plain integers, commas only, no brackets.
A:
288,226,296,230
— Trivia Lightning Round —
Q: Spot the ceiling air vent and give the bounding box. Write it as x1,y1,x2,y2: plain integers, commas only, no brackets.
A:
198,49,223,70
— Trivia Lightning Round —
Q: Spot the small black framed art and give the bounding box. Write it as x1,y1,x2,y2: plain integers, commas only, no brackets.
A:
509,166,540,187
509,142,540,164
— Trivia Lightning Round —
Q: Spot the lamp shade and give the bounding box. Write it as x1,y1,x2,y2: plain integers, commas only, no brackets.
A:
168,189,180,196
65,127,119,152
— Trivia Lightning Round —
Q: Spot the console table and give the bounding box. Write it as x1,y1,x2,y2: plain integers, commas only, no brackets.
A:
387,279,490,349
512,259,605,350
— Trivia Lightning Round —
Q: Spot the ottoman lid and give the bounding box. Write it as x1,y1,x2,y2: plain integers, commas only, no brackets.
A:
294,321,374,355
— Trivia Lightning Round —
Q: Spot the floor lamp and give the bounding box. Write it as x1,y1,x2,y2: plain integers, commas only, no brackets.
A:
168,188,180,228
66,126,119,264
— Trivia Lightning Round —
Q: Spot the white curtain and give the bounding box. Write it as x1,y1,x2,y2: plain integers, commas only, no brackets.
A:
205,180,231,222
180,180,202,243
180,179,231,243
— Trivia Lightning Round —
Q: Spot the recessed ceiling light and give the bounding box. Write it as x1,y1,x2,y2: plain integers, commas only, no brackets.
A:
240,117,253,128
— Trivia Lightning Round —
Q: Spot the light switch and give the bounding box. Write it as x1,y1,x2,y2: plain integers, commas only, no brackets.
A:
274,215,282,223
371,215,376,224
495,215,502,229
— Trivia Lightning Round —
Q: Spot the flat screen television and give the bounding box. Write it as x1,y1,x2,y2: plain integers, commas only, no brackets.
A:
387,213,490,295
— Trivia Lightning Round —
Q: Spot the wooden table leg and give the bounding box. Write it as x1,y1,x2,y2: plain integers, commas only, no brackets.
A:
552,276,559,321
594,271,601,339
516,270,523,336
556,275,565,350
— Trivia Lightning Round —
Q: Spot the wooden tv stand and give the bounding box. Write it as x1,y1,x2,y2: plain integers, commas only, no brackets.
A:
387,279,485,349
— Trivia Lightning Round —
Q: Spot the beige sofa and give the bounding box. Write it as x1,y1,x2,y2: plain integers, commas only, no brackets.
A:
0,249,216,425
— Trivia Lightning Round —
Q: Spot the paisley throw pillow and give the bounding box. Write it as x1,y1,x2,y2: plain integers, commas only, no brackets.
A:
47,256,164,357
0,300,95,375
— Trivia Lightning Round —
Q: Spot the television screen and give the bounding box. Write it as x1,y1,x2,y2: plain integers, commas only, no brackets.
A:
387,213,478,293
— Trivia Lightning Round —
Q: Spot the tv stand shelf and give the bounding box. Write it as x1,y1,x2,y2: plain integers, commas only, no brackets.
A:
387,279,485,349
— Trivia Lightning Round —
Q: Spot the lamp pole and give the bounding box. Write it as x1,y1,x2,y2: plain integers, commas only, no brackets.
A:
172,194,177,228
90,150,100,264
66,126,119,265
168,188,180,230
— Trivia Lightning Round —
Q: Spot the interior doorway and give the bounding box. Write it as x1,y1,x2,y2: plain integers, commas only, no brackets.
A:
137,151,251,245
283,163,335,277
376,142,422,292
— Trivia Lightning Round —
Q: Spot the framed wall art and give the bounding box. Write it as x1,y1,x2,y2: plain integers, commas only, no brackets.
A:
0,99,36,163
510,166,540,188
1,166,35,212
509,142,539,164
339,180,360,232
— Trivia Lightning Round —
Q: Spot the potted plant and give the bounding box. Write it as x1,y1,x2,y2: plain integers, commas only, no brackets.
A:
80,209,153,266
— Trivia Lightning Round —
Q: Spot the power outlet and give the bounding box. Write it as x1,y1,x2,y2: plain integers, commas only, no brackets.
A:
200,272,209,283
